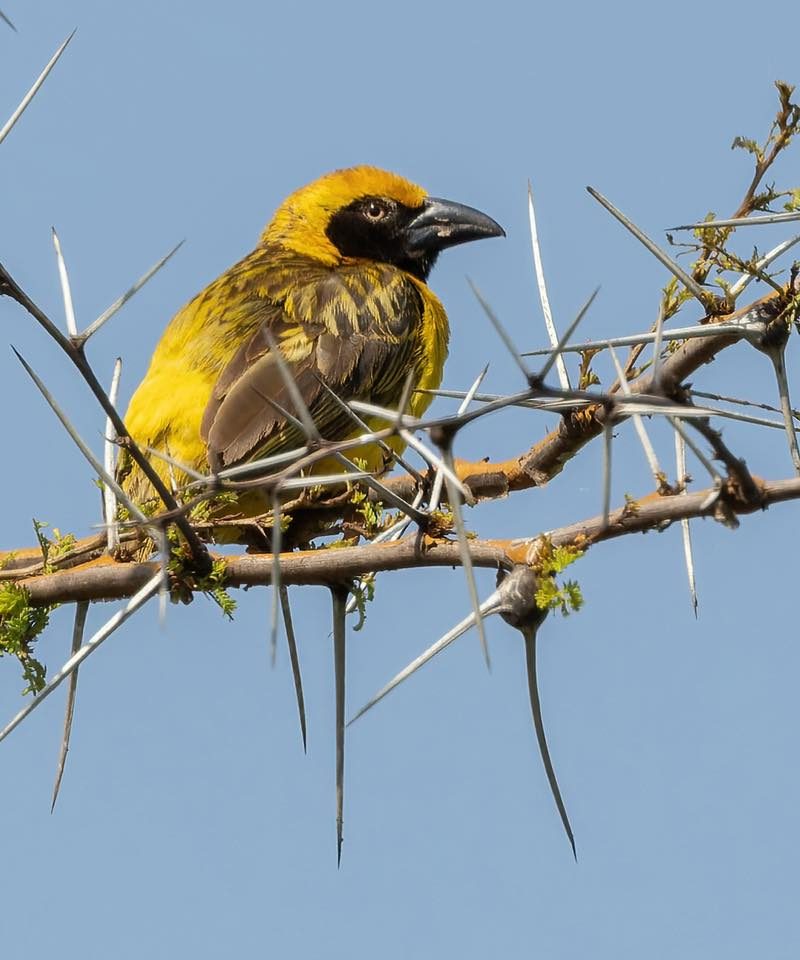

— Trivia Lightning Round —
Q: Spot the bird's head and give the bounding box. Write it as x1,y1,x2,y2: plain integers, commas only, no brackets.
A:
262,166,504,280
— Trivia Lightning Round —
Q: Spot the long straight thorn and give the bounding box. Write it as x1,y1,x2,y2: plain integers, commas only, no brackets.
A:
442,446,490,670
398,429,471,500
82,242,184,342
12,348,147,523
669,211,800,230
674,430,698,616
50,601,89,812
528,180,570,390
0,31,75,146
651,302,666,393
331,585,349,866
523,624,576,858
765,344,800,474
279,586,307,752
270,491,283,664
728,234,800,300
608,345,662,483
668,417,722,485
104,358,122,553
522,320,758,357
0,9,17,30
467,277,532,381
0,574,161,745
155,526,170,624
348,592,503,725
538,288,599,382
430,366,488,511
587,187,708,304
51,228,78,337
601,420,613,529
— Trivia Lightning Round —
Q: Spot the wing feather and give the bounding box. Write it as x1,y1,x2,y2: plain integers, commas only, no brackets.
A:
201,260,425,469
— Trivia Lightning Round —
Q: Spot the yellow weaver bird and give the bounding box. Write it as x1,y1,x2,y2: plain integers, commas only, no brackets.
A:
120,166,504,514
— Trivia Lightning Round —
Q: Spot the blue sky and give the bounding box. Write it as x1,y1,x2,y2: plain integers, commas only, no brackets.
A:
2,1,800,957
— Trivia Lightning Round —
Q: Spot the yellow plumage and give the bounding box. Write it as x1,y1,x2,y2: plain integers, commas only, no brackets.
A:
120,166,502,518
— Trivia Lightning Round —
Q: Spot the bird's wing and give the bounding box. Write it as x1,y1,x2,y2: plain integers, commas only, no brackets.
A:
201,261,425,468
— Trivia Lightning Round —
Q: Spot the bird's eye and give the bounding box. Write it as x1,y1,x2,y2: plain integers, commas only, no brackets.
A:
364,200,387,221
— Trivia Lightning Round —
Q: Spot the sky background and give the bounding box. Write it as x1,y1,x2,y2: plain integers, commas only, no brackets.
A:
2,1,800,957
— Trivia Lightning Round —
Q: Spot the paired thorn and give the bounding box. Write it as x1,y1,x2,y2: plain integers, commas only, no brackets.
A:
50,601,89,812
349,566,575,854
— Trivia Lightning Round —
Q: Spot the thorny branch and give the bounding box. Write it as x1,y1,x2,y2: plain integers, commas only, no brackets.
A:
2,64,800,861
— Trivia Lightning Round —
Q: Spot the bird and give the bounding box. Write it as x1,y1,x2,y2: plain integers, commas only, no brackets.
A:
119,165,504,514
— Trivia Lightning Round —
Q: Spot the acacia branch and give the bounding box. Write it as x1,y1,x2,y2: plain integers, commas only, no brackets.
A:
11,474,797,608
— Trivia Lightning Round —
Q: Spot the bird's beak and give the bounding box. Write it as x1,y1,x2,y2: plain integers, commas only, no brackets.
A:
404,197,505,255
